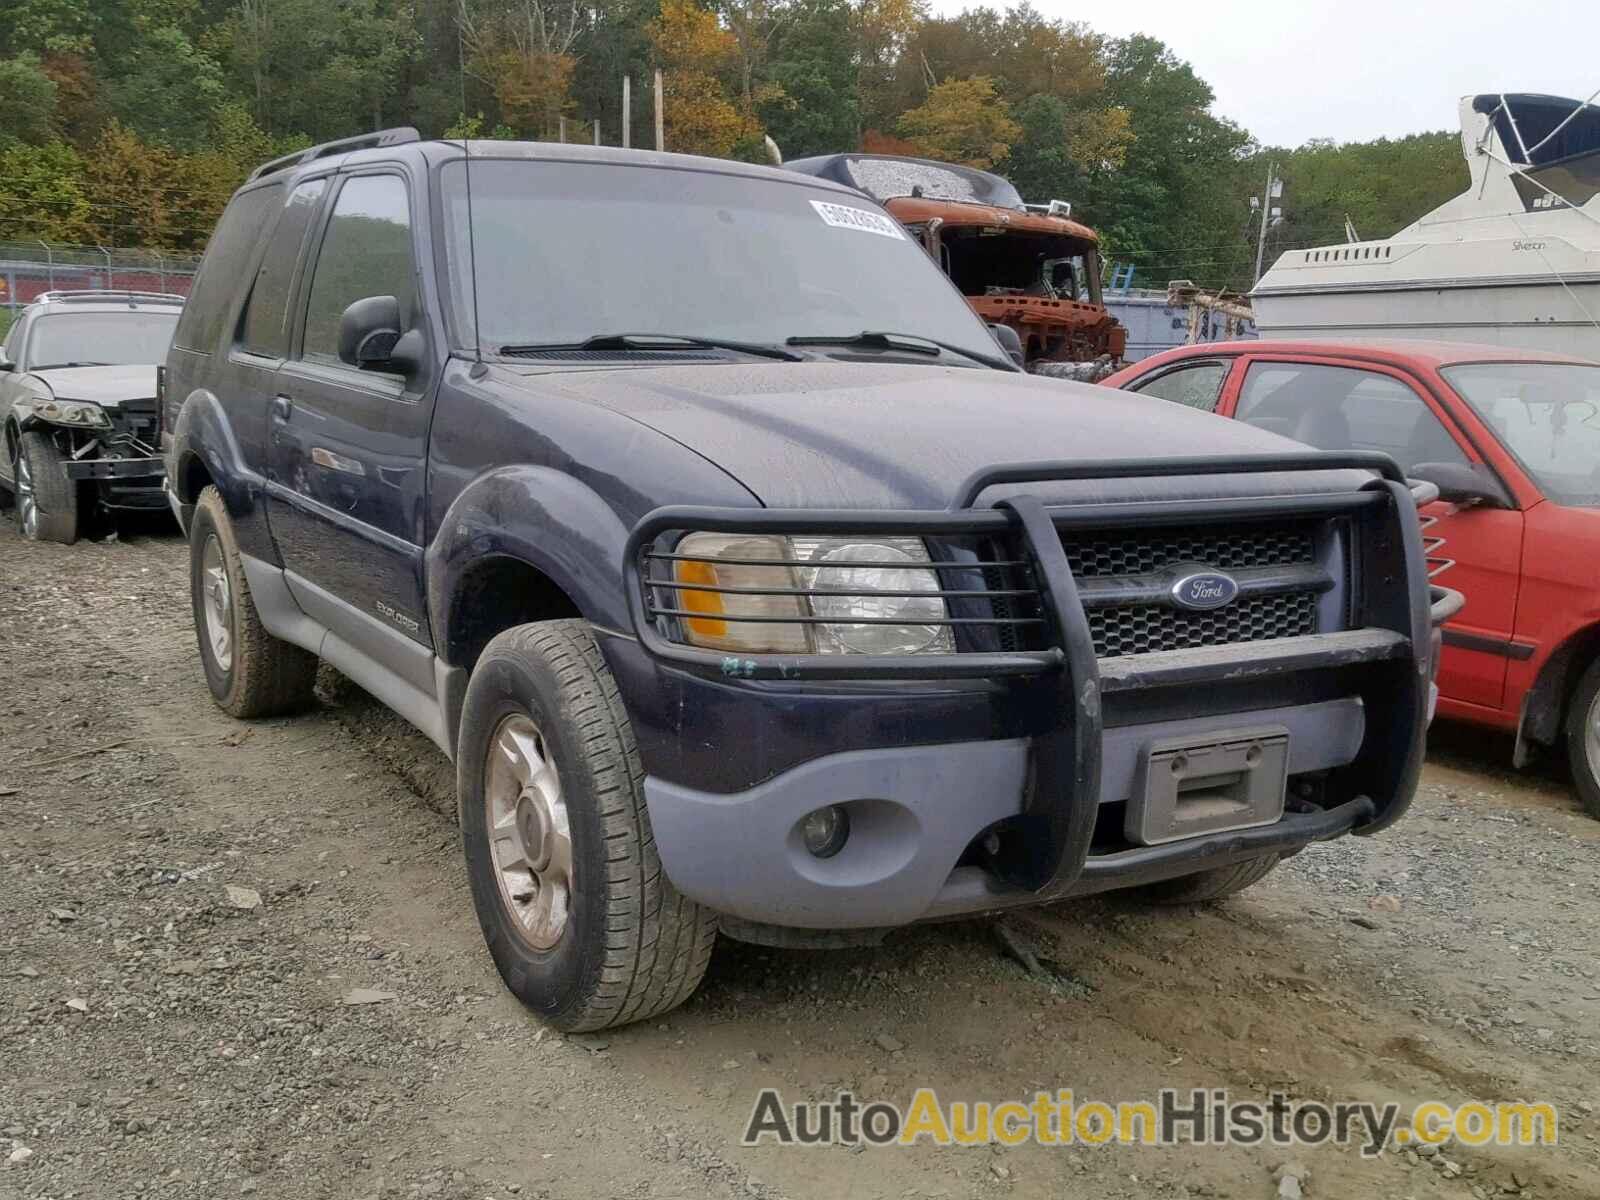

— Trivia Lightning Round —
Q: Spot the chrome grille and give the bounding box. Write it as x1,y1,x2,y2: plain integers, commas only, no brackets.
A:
1061,521,1326,658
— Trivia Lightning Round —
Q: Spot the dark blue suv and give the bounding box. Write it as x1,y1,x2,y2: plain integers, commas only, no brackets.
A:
162,129,1458,1030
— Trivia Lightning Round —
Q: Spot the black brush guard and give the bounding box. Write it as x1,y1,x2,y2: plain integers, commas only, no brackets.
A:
625,452,1463,899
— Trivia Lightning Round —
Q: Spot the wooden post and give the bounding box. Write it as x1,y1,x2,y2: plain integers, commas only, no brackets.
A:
593,120,601,146
622,76,631,148
654,69,664,152
558,116,567,143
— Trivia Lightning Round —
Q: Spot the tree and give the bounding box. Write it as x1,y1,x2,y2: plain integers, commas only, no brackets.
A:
0,54,58,145
459,0,584,136
759,0,857,158
104,25,225,150
896,75,1018,168
651,0,759,157
0,138,92,240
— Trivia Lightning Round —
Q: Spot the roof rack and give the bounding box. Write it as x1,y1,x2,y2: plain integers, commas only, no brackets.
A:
35,289,186,306
248,127,421,182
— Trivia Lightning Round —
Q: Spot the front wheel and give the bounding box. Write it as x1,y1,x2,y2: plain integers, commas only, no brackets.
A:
1564,658,1600,819
13,430,79,544
458,620,716,1031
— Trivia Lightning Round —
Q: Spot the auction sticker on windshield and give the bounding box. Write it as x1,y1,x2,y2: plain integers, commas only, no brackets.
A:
810,200,905,239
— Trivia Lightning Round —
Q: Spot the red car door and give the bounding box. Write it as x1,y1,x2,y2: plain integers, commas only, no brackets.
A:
1220,355,1525,715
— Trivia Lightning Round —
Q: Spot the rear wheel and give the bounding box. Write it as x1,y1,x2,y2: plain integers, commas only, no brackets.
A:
458,620,716,1031
189,486,318,717
1126,854,1280,904
13,430,79,544
1564,658,1600,820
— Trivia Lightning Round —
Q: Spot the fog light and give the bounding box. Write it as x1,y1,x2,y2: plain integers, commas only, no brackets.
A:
800,805,849,858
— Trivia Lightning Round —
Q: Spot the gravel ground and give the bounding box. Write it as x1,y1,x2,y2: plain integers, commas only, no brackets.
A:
2,515,1598,1200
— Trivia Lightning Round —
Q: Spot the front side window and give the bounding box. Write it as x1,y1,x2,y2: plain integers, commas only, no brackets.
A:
26,311,180,369
1236,361,1469,473
1133,360,1228,411
436,159,1001,362
302,174,415,364
1443,362,1600,505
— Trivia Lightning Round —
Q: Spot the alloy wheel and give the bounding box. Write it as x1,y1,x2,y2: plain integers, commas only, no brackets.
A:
15,449,37,539
484,713,572,950
200,534,233,672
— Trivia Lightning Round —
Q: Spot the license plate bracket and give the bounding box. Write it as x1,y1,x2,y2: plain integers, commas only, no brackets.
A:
1126,726,1289,846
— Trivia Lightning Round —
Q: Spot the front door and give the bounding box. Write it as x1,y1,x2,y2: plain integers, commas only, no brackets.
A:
265,170,436,648
1226,357,1524,712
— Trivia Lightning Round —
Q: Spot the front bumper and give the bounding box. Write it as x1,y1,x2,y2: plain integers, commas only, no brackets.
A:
63,455,167,510
622,453,1461,929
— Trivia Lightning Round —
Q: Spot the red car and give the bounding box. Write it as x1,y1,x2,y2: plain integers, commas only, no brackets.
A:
1104,339,1600,815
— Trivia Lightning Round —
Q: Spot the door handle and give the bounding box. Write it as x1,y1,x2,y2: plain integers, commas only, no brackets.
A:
270,394,292,421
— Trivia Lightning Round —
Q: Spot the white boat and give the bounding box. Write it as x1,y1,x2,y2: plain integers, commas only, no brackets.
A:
1252,92,1600,357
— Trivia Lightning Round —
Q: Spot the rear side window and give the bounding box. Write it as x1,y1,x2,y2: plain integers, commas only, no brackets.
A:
173,183,283,354
300,174,415,364
238,179,328,357
1132,360,1229,411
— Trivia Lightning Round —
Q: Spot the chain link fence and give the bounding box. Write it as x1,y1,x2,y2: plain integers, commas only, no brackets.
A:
0,242,203,311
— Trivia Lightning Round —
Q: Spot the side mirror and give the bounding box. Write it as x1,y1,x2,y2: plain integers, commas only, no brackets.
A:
988,323,1025,368
338,295,408,371
1409,461,1512,509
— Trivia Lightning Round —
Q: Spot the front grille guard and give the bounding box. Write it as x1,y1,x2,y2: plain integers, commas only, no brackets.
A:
624,452,1463,896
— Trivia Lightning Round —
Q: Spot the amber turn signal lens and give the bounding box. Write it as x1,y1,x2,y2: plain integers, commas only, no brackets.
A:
673,556,727,640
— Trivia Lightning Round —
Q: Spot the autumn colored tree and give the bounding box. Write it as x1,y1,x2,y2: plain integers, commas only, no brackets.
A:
896,75,1019,168
650,0,760,157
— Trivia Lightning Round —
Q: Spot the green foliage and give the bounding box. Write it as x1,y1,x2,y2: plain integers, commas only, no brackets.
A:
0,54,58,145
0,0,1473,288
104,25,224,150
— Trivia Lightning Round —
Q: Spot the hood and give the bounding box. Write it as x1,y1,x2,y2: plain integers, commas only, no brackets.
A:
33,364,157,408
519,361,1371,509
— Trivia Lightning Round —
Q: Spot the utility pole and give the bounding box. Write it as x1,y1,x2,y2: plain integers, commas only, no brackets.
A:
654,69,664,152
622,76,631,148
1253,162,1282,285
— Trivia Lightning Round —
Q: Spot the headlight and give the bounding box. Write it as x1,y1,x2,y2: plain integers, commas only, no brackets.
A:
36,399,109,427
669,533,956,656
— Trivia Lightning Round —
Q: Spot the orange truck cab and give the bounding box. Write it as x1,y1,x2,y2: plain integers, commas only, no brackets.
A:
785,153,1126,369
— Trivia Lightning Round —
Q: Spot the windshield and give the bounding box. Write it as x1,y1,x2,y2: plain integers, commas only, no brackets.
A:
27,311,179,369
437,159,1000,361
1442,362,1600,505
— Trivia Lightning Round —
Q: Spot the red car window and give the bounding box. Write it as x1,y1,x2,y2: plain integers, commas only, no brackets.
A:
1129,359,1229,412
1236,360,1470,474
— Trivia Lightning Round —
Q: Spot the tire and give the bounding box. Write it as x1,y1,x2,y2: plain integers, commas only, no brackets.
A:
189,485,318,718
1125,854,1280,904
458,619,717,1031
1564,657,1600,820
13,430,79,543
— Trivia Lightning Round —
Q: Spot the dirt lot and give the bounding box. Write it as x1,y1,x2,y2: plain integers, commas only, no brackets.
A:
3,517,1599,1200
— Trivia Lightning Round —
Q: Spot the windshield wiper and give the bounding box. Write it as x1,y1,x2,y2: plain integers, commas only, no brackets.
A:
500,333,802,362
785,330,1014,371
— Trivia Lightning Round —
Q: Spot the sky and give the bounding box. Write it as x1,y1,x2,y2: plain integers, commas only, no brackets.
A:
926,0,1599,148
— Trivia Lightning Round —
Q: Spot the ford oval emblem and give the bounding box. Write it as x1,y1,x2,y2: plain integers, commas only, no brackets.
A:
1170,570,1239,611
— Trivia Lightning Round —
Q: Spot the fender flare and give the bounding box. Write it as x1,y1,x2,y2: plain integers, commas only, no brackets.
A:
169,389,278,563
425,465,640,661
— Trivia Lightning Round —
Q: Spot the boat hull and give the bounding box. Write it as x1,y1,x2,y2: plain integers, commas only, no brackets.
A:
1254,276,1600,359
